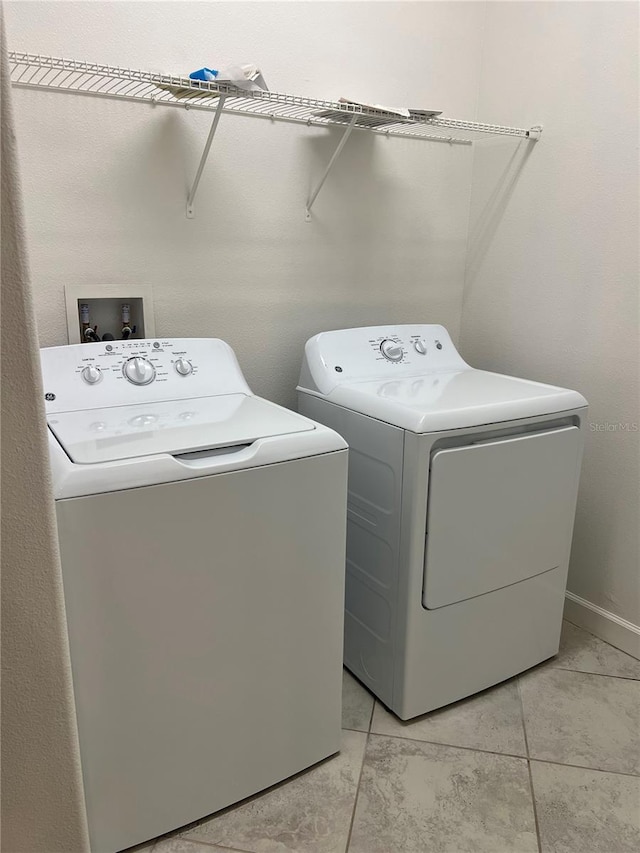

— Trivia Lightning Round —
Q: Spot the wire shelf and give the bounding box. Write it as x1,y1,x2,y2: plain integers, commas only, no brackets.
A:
8,51,542,144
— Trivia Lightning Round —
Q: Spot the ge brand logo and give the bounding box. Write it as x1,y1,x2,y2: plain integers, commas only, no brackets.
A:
45,392,56,401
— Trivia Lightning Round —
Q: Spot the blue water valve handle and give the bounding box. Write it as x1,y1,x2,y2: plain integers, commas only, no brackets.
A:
189,67,219,82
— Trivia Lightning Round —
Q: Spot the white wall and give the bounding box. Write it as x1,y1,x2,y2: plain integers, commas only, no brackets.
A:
461,2,640,638
5,0,484,409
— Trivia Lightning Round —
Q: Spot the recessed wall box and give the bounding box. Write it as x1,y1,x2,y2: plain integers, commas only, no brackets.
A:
65,285,155,344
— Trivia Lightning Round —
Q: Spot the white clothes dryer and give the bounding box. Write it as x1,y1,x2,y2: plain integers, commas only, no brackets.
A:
297,324,587,720
41,338,348,852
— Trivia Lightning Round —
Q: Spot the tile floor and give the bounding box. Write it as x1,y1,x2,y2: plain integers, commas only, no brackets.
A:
135,621,640,853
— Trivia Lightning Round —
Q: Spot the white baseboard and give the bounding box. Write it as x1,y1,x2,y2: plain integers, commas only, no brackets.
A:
564,592,640,660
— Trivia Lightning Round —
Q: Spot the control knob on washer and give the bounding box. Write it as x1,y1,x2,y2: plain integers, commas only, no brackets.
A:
380,339,404,362
123,356,156,386
413,339,428,355
174,358,193,376
81,365,102,384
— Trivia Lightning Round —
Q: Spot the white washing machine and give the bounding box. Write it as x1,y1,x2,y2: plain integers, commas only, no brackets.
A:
297,324,587,720
40,338,348,853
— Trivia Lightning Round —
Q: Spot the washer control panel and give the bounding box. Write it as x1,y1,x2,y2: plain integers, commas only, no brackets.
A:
173,357,193,376
41,338,252,414
81,364,103,385
122,356,156,386
300,324,469,396
379,339,404,362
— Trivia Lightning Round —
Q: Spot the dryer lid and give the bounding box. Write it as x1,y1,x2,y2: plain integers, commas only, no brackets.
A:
327,369,587,432
48,394,315,464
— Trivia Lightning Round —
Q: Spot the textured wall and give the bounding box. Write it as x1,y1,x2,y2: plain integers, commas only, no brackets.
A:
0,10,90,852
4,0,485,409
460,1,640,629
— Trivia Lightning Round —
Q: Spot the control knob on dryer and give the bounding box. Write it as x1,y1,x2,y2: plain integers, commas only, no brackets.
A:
123,356,156,386
174,358,193,376
380,339,404,362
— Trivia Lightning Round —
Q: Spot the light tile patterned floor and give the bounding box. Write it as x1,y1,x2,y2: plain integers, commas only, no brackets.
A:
133,621,640,853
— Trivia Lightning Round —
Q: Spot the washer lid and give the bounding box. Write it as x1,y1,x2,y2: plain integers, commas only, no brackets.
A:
48,394,315,464
327,369,587,432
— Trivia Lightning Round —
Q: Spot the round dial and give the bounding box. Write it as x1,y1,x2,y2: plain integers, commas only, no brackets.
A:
122,356,156,386
174,358,193,376
413,339,427,355
81,365,102,385
380,339,404,362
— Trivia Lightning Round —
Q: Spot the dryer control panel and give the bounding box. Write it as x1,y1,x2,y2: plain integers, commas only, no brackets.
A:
40,338,252,414
299,325,469,396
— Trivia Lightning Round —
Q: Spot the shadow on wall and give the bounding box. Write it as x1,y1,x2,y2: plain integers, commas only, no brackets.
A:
463,137,537,295
115,109,192,223
298,126,457,297
301,125,394,227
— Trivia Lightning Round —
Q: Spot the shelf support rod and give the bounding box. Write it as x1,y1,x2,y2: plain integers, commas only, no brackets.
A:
305,114,358,221
186,95,227,219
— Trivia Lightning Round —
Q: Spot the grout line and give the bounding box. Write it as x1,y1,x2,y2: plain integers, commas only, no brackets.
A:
527,761,543,853
366,730,528,761
516,676,531,760
343,731,370,853
517,678,542,853
552,665,640,682
365,731,640,779
367,698,376,732
174,839,256,853
149,834,247,852
148,835,253,852
528,756,640,779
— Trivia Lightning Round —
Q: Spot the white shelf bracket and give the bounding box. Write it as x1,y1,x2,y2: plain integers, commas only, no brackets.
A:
305,114,358,221
186,95,227,219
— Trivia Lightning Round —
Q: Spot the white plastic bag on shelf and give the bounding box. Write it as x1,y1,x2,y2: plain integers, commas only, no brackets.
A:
216,64,268,92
